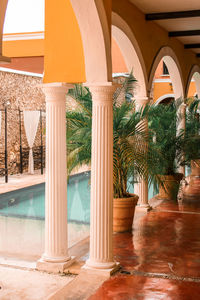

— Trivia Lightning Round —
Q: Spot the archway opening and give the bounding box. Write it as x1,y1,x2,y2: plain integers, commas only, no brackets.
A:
187,71,200,99
149,47,184,103
112,13,148,98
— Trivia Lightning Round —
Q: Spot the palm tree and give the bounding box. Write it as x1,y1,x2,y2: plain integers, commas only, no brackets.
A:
66,74,160,198
148,99,185,176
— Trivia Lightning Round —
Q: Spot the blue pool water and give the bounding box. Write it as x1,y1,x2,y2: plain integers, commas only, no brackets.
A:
0,172,91,224
0,172,157,224
0,172,159,259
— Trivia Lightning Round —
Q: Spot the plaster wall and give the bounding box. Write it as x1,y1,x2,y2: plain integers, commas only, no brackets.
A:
0,57,44,74
44,0,85,83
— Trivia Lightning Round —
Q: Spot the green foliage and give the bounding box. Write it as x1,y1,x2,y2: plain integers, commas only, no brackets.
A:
66,85,92,174
183,98,200,165
113,72,137,103
148,98,200,175
148,99,185,175
66,73,159,198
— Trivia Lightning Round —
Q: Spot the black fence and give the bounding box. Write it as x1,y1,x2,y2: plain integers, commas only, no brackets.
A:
0,108,45,183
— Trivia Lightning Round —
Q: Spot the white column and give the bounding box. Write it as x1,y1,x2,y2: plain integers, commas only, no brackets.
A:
134,97,151,211
177,103,186,175
37,83,75,273
134,180,149,208
85,83,118,271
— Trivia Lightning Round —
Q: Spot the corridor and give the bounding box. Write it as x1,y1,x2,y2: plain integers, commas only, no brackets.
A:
90,199,200,299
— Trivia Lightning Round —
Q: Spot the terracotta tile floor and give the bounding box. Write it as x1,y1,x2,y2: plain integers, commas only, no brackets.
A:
89,198,200,299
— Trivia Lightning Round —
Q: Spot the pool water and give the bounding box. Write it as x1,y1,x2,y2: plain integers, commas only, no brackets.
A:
0,172,158,260
0,172,91,224
0,172,157,223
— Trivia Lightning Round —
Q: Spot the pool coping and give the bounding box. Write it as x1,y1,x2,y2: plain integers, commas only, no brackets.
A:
0,170,91,195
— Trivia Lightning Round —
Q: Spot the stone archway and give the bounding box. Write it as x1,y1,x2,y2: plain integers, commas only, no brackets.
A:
186,65,200,99
155,94,175,105
70,0,112,83
149,47,184,100
112,12,148,98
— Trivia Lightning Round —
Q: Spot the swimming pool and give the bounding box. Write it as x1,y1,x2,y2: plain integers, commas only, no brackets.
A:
0,172,91,223
0,172,157,222
0,172,157,260
0,172,91,260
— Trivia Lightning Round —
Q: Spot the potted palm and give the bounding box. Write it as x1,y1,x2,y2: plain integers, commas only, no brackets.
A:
148,100,185,201
66,74,159,232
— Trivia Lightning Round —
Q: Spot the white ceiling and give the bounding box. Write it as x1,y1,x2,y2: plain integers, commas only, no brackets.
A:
129,0,200,56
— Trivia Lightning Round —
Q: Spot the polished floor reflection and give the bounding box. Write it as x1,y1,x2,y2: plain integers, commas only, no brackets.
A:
90,198,200,299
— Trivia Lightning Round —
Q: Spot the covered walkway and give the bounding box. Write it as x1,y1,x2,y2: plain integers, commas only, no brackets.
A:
89,198,200,299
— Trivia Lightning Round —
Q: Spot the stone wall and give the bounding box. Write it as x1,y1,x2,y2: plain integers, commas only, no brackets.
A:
0,71,45,176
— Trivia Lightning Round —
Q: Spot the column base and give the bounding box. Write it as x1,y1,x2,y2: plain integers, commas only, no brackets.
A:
135,204,152,213
36,256,76,274
133,205,152,230
83,260,120,275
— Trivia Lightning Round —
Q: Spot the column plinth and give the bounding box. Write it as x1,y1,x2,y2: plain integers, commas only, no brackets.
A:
36,83,75,273
84,83,119,272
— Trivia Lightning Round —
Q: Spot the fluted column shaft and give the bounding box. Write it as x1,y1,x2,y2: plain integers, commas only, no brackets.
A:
177,103,186,175
42,83,73,262
134,97,150,208
86,84,116,269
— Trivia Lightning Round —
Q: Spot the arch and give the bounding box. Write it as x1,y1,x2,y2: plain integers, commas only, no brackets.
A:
155,94,175,105
112,12,148,98
149,47,184,100
186,65,200,98
70,0,112,83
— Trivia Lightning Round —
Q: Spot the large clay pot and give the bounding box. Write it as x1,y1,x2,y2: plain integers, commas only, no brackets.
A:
158,173,183,201
113,194,138,233
183,159,200,199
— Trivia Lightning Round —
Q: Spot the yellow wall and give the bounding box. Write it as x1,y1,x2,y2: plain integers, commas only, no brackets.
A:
44,0,86,83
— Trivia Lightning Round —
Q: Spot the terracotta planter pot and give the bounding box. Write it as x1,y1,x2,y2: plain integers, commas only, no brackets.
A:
113,194,138,233
158,173,183,201
183,159,200,199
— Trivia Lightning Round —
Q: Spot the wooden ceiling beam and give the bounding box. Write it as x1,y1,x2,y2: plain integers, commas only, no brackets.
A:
146,10,200,21
169,30,200,37
184,44,200,49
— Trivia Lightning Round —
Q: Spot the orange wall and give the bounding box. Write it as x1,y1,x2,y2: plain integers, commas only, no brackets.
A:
187,82,196,98
155,61,164,79
112,38,128,73
44,0,86,83
3,39,44,57
154,81,196,102
153,82,174,102
0,56,44,74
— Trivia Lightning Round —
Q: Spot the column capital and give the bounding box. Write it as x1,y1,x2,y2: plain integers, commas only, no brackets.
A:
84,82,119,103
39,82,74,102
